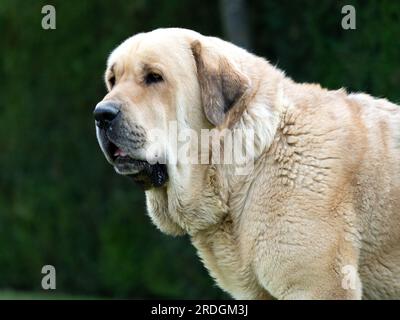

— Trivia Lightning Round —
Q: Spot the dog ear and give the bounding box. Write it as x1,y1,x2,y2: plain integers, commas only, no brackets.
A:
191,40,250,127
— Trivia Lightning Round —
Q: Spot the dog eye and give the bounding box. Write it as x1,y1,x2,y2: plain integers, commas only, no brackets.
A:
145,72,163,85
108,75,116,88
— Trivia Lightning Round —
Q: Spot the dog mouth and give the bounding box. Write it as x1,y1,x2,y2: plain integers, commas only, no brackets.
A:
111,146,147,175
98,131,168,190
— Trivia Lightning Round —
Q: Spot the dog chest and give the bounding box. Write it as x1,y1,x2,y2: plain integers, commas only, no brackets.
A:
191,218,269,299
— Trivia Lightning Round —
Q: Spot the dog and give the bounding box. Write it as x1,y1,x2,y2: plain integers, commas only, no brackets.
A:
94,28,400,299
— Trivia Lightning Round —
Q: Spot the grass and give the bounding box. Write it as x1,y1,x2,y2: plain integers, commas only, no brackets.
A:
0,290,100,300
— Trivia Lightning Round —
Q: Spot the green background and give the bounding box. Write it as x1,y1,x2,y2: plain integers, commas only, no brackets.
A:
0,0,399,299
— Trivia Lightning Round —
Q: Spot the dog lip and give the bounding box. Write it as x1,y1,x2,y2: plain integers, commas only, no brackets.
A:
113,156,148,174
96,126,168,188
96,126,117,164
113,152,169,189
97,129,131,164
105,138,119,163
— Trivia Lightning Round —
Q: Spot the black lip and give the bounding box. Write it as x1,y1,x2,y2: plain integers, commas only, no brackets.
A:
108,142,119,162
128,163,169,190
113,155,147,173
98,128,168,189
97,127,118,162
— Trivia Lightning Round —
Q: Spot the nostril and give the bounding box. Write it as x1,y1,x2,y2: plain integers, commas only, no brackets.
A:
93,102,120,127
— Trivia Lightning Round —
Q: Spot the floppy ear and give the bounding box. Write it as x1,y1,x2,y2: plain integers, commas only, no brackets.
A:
191,40,250,127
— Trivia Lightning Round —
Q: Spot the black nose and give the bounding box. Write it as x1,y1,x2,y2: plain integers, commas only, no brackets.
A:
94,101,120,129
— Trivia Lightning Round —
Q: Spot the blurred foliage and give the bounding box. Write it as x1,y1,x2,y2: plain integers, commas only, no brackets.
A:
0,0,399,298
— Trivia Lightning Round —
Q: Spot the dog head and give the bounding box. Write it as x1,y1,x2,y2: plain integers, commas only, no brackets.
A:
94,28,251,191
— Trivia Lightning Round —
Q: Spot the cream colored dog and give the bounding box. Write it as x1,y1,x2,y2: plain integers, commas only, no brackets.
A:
94,28,400,299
